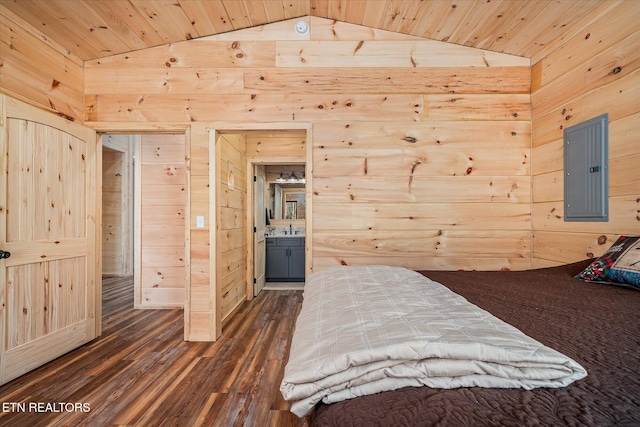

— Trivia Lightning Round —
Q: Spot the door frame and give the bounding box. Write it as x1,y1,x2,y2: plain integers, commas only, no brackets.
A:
248,159,308,298
253,164,267,297
92,125,190,334
243,133,312,300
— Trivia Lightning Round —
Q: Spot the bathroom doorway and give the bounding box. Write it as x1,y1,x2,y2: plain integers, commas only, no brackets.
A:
242,127,312,299
261,164,307,292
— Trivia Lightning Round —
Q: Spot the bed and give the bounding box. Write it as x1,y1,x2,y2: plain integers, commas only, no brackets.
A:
281,259,640,426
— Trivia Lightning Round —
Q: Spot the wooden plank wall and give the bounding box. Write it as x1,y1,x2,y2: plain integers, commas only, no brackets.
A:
83,17,532,277
102,145,127,275
530,2,640,267
0,5,84,122
101,134,133,276
246,133,306,161
138,134,186,308
216,134,247,324
185,124,211,340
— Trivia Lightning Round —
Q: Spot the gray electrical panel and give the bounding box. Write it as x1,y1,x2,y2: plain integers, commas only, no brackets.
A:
563,113,608,222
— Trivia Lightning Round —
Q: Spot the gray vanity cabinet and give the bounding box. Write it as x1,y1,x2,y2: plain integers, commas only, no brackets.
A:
266,237,305,282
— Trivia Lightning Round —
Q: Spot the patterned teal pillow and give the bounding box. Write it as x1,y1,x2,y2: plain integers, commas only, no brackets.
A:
575,236,640,290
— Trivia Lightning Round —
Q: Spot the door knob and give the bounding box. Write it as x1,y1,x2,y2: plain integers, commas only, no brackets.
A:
0,250,10,259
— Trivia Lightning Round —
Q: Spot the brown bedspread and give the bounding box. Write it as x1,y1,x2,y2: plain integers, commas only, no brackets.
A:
311,260,640,426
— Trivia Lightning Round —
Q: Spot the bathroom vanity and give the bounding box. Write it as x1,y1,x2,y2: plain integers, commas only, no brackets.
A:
265,235,305,282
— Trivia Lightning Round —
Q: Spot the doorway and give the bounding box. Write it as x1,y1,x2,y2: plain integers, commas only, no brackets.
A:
261,164,306,292
218,125,312,306
249,160,309,296
100,133,188,311
101,135,135,324
101,136,134,277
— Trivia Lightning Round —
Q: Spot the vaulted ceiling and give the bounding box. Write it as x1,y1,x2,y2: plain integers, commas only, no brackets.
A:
2,0,613,62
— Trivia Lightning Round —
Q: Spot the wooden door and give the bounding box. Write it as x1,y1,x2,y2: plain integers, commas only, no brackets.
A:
0,96,99,384
253,165,266,296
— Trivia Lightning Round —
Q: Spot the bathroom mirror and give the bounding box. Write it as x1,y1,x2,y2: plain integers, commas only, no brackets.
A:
270,183,305,220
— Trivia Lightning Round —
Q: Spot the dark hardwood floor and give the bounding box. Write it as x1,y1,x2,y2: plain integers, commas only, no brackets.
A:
0,276,308,427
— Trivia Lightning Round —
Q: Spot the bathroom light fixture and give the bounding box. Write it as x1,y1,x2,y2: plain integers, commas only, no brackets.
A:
276,171,286,182
295,20,309,36
288,171,299,182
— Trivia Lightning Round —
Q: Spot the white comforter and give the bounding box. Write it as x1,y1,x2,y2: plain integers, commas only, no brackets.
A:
280,265,587,417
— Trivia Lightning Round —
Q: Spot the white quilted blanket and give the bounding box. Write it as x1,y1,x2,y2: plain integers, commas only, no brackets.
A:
280,265,587,417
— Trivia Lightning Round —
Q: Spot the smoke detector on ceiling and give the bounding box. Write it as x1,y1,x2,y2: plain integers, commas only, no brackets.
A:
295,20,309,36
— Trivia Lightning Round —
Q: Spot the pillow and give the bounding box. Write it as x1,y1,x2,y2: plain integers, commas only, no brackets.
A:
575,235,640,290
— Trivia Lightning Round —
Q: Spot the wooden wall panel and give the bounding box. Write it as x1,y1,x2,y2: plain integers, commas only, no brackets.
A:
313,176,530,203
86,40,276,68
532,70,639,148
314,230,530,258
85,93,533,123
81,17,534,298
313,120,530,178
274,40,529,68
186,124,212,341
246,133,307,160
531,3,640,267
312,256,532,272
532,198,639,235
532,31,639,116
243,67,531,94
138,134,186,308
0,6,83,121
533,231,622,265
101,135,133,276
85,66,528,97
313,203,531,231
85,68,244,95
313,112,530,269
102,148,124,275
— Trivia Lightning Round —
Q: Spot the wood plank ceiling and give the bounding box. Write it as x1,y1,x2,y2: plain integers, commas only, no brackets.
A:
2,0,613,62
